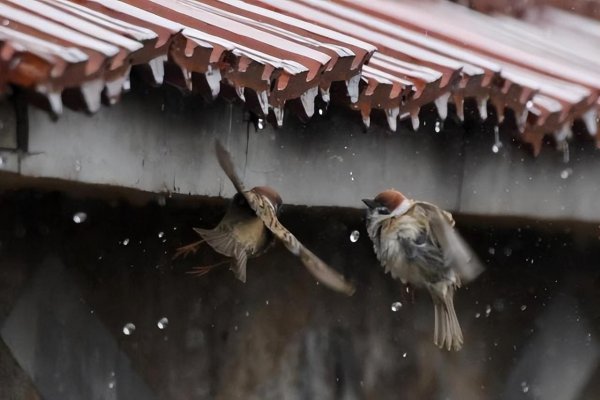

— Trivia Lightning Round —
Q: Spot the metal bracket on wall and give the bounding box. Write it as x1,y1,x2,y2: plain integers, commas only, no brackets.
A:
0,92,28,173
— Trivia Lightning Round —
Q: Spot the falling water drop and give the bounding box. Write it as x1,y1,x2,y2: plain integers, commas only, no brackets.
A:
350,230,360,242
560,168,573,180
72,212,87,224
485,304,492,317
492,126,503,154
521,381,529,393
158,231,165,238
257,118,264,130
122,238,130,246
74,160,82,172
560,141,570,163
391,302,403,312
520,305,527,311
122,323,136,335
157,317,169,330
434,120,442,133
318,108,324,116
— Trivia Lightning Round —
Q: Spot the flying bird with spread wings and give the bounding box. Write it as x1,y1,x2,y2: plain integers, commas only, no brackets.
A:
362,190,483,351
174,140,355,296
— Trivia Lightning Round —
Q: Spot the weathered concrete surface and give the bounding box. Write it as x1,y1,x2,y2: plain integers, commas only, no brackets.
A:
1,88,599,221
1,258,157,400
1,190,600,400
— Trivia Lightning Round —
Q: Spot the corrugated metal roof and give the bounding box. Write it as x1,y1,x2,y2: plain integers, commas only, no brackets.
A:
0,0,598,154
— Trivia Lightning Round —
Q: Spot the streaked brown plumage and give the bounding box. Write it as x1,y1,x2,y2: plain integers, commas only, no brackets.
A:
363,190,483,351
175,140,356,296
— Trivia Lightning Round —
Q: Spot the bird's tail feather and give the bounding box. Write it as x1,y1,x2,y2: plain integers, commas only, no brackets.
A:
432,286,463,351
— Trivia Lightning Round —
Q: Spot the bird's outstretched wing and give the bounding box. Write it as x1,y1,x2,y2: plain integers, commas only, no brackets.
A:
214,139,356,295
247,190,356,296
215,139,246,195
412,202,483,283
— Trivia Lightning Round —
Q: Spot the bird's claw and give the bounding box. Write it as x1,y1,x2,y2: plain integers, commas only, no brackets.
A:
185,266,215,277
173,240,204,260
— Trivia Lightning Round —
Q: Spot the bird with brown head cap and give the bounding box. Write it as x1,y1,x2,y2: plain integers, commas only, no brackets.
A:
174,140,356,296
362,190,483,351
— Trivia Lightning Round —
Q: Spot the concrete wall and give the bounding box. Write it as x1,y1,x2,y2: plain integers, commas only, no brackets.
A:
0,191,599,400
0,89,598,221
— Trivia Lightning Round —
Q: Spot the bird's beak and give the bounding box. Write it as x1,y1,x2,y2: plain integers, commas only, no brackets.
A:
362,199,378,209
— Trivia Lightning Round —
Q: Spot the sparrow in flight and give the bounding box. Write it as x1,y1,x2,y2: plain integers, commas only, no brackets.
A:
362,190,482,350
174,140,356,296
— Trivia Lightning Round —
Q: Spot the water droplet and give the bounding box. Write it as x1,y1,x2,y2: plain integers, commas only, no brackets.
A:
503,247,512,257
492,126,503,153
122,238,130,246
157,317,169,329
257,118,264,130
485,304,492,317
350,230,360,242
74,160,81,172
234,325,238,331
108,381,115,389
72,212,87,224
122,322,136,335
157,195,167,207
560,168,573,179
475,312,481,318
391,302,403,312
402,352,407,358
265,300,269,305
520,305,527,311
434,120,441,133
318,108,324,115
488,247,495,255
521,381,529,393
0,156,5,167
158,231,164,238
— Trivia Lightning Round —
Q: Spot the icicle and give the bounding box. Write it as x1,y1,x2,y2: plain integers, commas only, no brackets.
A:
180,68,193,91
273,105,284,127
433,92,450,121
554,122,572,143
148,55,167,85
453,93,464,122
257,90,269,115
582,108,598,136
320,86,330,104
386,107,400,132
236,86,245,102
80,79,104,112
345,74,360,103
300,86,319,117
516,109,528,133
122,74,131,92
105,69,130,105
37,85,63,115
205,66,222,99
477,96,488,120
410,108,420,131
494,102,505,124
47,92,63,115
362,115,370,129
491,125,503,153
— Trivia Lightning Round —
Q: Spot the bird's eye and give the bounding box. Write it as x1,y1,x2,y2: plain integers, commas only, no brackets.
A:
377,207,391,215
